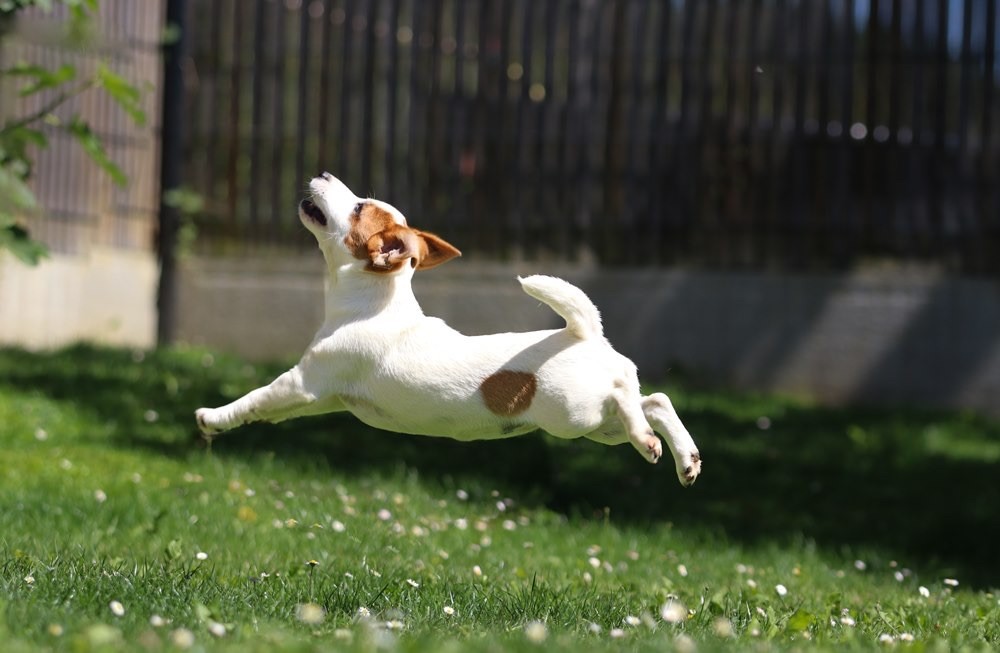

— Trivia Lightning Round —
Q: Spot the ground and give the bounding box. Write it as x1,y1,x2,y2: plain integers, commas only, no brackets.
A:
0,345,998,652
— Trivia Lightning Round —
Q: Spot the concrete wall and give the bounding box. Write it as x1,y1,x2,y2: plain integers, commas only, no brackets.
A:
0,248,158,348
177,256,1000,417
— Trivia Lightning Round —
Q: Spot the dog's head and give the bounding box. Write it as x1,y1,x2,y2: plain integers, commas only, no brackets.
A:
299,172,461,274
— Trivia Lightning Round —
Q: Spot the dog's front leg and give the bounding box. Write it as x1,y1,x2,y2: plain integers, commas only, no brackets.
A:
195,367,334,435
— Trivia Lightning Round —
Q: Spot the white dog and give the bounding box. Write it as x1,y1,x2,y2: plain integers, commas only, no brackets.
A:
195,173,702,486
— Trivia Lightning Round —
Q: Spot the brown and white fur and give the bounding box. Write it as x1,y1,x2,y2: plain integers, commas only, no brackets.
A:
195,173,702,486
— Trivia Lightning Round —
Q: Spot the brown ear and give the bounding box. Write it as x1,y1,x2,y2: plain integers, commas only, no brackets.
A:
365,226,461,272
366,226,419,272
414,229,461,269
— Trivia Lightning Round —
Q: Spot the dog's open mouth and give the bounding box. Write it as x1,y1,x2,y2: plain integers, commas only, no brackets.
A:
299,199,327,226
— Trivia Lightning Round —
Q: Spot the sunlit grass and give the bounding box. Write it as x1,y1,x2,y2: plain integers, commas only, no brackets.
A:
1,345,998,651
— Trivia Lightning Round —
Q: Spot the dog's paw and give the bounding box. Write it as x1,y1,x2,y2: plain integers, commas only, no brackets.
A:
195,408,224,436
676,450,702,487
637,433,662,464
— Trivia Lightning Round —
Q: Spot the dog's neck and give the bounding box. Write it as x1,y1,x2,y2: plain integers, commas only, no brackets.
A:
322,262,422,324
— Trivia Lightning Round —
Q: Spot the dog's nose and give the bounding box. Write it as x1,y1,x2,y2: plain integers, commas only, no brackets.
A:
320,171,333,181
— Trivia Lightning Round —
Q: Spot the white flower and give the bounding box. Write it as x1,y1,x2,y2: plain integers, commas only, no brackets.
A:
109,601,125,617
713,617,734,638
919,586,930,598
207,621,226,637
624,615,641,627
23,575,34,585
195,551,208,561
385,620,405,631
609,628,626,639
94,489,107,503
588,557,601,569
472,565,483,577
331,520,346,532
746,578,758,589
456,489,469,501
588,622,602,634
660,599,687,624
150,615,166,628
406,578,420,588
377,509,392,521
900,633,915,642
854,560,867,571
943,578,959,587
355,606,372,620
840,615,856,627
674,633,697,653
296,602,326,625
169,628,195,649
455,519,468,530
878,633,895,645
443,606,455,616
775,584,788,597
677,564,688,577
524,621,548,643
894,571,905,582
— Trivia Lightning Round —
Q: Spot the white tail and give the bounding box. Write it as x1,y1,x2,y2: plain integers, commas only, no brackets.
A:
518,275,604,340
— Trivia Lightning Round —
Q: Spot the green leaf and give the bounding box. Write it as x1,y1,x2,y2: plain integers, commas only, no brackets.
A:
0,218,48,265
165,539,183,561
787,608,815,632
65,117,127,186
97,64,146,125
163,187,204,214
6,63,76,97
0,165,37,211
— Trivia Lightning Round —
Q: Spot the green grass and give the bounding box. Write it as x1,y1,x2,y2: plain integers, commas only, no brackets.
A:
1,344,998,652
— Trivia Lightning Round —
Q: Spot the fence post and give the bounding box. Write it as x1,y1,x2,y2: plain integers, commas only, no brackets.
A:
156,0,187,345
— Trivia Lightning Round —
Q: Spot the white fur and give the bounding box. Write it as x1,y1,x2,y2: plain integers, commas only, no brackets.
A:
195,173,701,486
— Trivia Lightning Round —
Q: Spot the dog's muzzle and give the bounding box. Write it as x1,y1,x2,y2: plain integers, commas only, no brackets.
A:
299,199,327,226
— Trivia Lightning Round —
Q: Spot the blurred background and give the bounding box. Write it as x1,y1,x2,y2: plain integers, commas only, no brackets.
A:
2,0,999,415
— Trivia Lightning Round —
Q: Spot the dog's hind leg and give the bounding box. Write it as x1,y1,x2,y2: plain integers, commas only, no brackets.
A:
610,381,663,464
195,367,342,435
641,393,701,487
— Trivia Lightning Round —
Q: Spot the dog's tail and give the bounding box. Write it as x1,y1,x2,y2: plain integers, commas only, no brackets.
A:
518,275,603,340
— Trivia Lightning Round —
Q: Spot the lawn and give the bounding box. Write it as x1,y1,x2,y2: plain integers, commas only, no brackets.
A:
1,345,998,652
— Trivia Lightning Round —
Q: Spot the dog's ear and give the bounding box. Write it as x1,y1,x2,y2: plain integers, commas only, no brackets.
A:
366,226,461,272
413,229,461,269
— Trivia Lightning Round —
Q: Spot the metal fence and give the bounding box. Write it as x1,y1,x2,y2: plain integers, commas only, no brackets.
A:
180,0,1000,273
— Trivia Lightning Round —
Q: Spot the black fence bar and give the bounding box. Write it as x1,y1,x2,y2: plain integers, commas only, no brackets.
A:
179,0,1000,275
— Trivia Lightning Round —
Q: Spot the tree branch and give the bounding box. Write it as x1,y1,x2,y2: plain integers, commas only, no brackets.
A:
0,78,97,136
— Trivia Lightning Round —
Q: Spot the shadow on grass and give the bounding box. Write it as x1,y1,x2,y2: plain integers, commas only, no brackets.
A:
3,344,999,586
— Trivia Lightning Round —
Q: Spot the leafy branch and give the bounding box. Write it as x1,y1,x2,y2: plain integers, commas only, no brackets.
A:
0,0,144,265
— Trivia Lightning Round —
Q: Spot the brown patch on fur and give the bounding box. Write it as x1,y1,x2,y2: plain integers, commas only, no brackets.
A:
344,204,397,261
480,370,537,416
346,203,462,273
